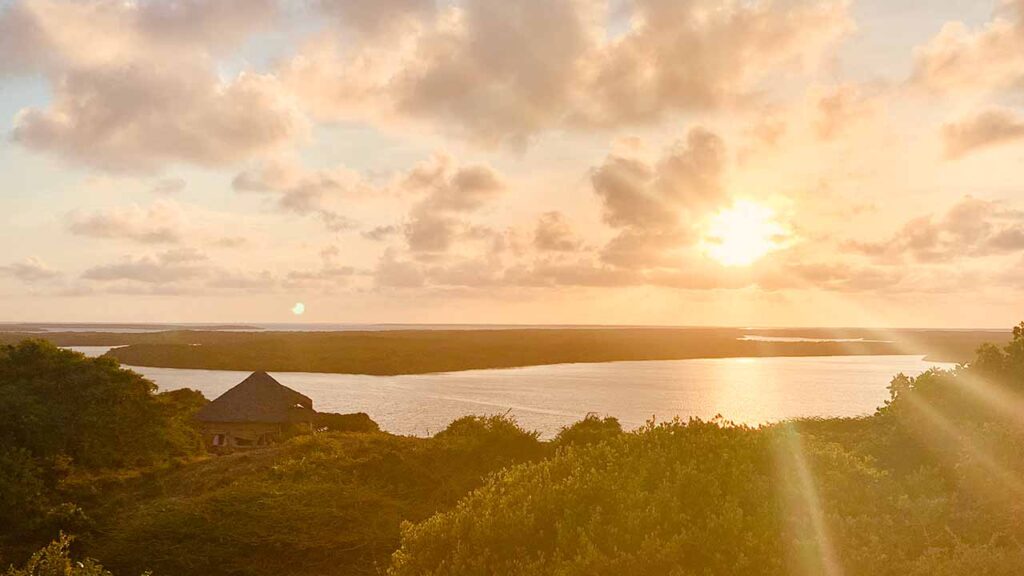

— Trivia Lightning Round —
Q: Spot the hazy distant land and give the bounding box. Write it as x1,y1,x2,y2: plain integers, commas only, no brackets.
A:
0,327,1006,375
0,322,262,332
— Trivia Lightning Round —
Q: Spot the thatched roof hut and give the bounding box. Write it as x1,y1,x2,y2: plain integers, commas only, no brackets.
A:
196,371,314,424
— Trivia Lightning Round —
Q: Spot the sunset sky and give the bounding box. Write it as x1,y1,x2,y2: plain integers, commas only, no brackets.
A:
2,0,1023,327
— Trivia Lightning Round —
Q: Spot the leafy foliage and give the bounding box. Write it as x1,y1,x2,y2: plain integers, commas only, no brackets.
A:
315,411,380,433
388,327,1024,575
553,413,623,447
76,418,546,576
3,535,117,576
0,340,202,469
6,327,1024,575
0,341,203,561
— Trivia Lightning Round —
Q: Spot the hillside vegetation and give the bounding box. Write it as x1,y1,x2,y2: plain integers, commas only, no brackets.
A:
74,417,547,576
389,325,1024,575
3,326,1024,575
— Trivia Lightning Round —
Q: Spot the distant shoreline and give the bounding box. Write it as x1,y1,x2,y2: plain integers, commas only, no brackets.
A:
2,327,1001,376
0,322,1011,332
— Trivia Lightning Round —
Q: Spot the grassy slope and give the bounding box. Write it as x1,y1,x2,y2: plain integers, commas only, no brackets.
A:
69,426,546,576
73,414,1024,576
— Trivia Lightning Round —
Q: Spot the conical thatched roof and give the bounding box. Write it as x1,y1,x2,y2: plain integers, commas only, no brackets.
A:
196,371,315,424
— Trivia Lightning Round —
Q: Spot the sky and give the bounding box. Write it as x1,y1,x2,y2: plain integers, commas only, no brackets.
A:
1,0,1023,328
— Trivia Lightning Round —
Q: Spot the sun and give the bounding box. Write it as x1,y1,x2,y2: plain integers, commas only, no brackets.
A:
702,201,789,267
291,302,306,316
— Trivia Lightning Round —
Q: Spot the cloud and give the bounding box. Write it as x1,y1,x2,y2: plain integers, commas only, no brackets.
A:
911,1,1024,95
592,156,673,230
2,0,305,172
813,84,876,141
13,68,305,173
233,156,363,231
362,225,400,241
376,248,425,287
600,229,693,269
942,108,1024,159
206,270,278,290
576,0,852,127
151,177,187,195
214,237,248,249
285,266,356,283
401,155,505,253
393,0,597,147
405,213,460,253
234,152,504,243
757,261,908,293
66,201,187,244
402,156,505,211
593,128,725,230
0,0,276,74
846,197,1024,262
423,258,505,288
590,127,725,267
284,244,358,287
287,0,850,146
534,212,582,252
506,260,640,288
81,248,208,283
315,0,436,37
655,128,727,206
0,257,61,283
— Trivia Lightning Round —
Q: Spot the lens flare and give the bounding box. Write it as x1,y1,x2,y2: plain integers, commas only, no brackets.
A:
773,425,846,576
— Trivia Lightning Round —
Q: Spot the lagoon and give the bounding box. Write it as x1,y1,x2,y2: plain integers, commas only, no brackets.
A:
69,348,949,438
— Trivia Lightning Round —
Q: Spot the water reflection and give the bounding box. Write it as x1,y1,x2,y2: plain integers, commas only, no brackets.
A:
67,347,950,438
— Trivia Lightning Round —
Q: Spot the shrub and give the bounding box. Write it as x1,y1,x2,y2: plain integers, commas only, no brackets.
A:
0,341,202,469
0,341,204,560
314,411,380,433
391,419,789,576
4,535,119,576
553,414,622,448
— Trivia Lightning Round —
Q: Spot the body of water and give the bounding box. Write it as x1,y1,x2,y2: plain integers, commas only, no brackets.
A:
737,335,893,343
69,347,950,438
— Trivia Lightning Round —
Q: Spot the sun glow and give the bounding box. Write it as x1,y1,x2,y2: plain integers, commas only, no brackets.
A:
702,201,789,266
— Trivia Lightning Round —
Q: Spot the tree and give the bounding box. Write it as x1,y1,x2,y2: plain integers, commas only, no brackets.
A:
0,340,202,470
0,341,205,559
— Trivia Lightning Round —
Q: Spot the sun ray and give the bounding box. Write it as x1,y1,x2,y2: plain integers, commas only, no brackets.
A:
901,391,1024,498
773,424,846,576
945,369,1024,430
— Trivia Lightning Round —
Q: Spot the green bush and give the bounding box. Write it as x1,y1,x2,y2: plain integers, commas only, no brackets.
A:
315,411,380,433
3,535,120,576
553,414,623,447
907,545,1024,576
0,341,202,469
77,420,547,576
0,341,204,561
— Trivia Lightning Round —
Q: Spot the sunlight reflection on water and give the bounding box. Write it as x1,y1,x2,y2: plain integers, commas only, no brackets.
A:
67,347,951,438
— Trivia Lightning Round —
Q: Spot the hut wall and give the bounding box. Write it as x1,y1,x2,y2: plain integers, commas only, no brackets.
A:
201,422,289,450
